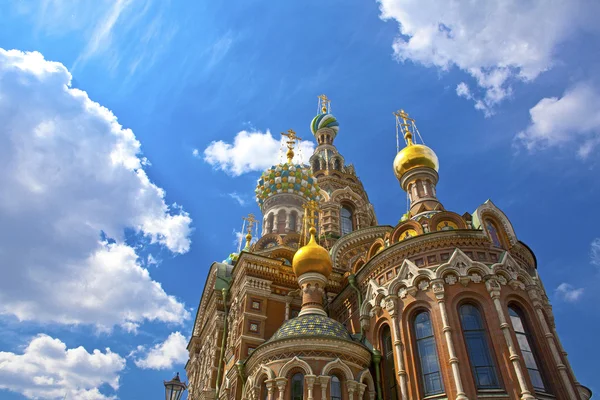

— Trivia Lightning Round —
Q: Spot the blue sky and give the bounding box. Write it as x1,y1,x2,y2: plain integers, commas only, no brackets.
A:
0,0,599,398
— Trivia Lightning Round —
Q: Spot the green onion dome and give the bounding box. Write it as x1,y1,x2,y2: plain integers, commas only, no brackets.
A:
310,113,339,136
255,163,321,207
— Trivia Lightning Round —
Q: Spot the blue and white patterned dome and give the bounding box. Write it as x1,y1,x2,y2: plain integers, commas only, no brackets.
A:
255,163,321,207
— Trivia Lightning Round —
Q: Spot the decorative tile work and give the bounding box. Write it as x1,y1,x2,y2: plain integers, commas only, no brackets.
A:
270,314,354,342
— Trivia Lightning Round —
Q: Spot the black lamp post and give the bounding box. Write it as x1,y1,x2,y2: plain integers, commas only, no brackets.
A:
164,372,187,400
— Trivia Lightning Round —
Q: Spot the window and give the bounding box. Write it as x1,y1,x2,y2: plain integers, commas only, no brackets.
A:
267,213,274,234
261,380,268,400
414,311,444,396
251,300,261,310
341,206,353,235
508,306,547,392
330,376,342,400
277,210,286,233
289,212,297,232
381,326,398,400
291,373,304,400
459,304,501,390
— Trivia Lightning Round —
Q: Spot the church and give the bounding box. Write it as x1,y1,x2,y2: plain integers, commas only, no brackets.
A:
185,96,591,400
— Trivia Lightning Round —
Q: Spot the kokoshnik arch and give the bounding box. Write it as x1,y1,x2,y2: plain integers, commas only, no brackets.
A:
186,96,591,400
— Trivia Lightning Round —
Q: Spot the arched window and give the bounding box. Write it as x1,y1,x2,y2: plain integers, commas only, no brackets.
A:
290,373,304,400
334,158,342,171
289,212,297,232
261,379,268,400
341,206,353,236
508,306,547,392
459,304,501,390
277,210,286,233
313,159,320,171
330,375,342,400
267,213,274,234
485,219,503,248
381,326,398,400
414,311,444,396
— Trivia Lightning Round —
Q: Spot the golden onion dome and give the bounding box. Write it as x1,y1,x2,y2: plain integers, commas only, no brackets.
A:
393,142,439,181
292,227,332,277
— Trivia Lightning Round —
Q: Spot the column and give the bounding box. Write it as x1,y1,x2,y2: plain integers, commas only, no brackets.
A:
285,211,291,232
422,179,429,196
357,383,367,400
273,214,279,234
305,375,316,400
347,380,358,400
384,296,408,400
265,379,276,400
432,281,468,400
318,376,331,400
486,280,535,400
275,377,287,400
528,292,578,399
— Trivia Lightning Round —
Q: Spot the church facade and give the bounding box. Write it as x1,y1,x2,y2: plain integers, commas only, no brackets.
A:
186,97,591,400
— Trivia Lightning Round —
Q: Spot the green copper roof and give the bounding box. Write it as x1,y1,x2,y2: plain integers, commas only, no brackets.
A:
270,313,354,342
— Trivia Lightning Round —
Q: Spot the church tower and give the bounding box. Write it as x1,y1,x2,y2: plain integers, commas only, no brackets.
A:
309,95,377,248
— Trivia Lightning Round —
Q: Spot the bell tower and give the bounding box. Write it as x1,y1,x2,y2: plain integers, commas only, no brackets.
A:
309,95,377,248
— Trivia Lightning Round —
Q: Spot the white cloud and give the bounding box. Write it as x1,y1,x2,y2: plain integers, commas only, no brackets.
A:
192,148,200,157
0,48,191,330
591,238,600,267
0,334,125,400
228,192,247,206
133,332,188,370
378,0,592,112
516,83,600,158
555,283,585,303
204,130,315,176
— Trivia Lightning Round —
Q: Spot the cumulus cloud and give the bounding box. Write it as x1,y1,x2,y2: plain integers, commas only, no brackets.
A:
133,332,188,370
0,334,125,399
591,238,600,267
378,0,591,113
555,283,585,303
515,83,600,158
0,48,191,330
203,130,315,176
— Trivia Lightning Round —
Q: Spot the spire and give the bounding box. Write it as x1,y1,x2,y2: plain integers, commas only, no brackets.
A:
242,213,257,250
281,129,301,164
317,94,331,114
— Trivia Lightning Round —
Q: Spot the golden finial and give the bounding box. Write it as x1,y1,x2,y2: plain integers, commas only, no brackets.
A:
281,129,301,164
317,94,330,114
300,200,320,246
393,109,415,146
242,213,257,248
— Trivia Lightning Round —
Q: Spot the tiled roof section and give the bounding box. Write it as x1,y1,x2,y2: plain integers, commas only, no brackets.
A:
270,313,353,342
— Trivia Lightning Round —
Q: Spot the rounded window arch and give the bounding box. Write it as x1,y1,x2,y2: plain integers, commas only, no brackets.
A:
459,303,501,390
484,218,505,248
290,372,304,400
330,375,342,400
334,158,342,171
413,310,444,396
508,305,549,393
277,209,286,233
380,325,399,400
289,211,297,232
340,205,354,236
266,213,274,234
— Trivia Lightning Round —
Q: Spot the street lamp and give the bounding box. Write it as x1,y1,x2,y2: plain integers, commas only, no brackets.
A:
164,372,187,400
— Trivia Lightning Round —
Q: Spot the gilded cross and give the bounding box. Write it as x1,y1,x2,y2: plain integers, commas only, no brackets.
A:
281,129,301,163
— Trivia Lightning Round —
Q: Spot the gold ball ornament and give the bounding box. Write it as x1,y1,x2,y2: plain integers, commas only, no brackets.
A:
393,143,439,180
292,227,332,277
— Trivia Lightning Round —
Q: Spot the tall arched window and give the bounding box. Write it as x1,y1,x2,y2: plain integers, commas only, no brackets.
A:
381,326,398,400
261,379,268,400
508,306,548,392
330,375,342,400
459,304,501,390
277,210,286,233
291,373,304,400
341,206,353,236
289,212,297,232
414,311,444,396
267,213,274,234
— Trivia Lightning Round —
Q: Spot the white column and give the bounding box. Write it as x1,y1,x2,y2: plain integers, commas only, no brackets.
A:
305,375,316,400
273,214,279,234
486,280,535,400
285,211,291,232
275,377,287,400
528,291,578,399
357,383,367,400
422,180,429,196
347,380,358,400
318,376,331,400
384,296,408,400
432,281,468,400
265,379,276,400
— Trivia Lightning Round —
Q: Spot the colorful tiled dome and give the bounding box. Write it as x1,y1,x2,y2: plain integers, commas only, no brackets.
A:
255,163,321,207
269,314,354,342
310,113,339,136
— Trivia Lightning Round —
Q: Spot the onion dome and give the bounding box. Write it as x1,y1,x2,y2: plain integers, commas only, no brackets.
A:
269,313,353,342
393,109,439,181
310,113,339,136
393,143,439,179
222,252,239,265
292,227,332,277
255,163,321,207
